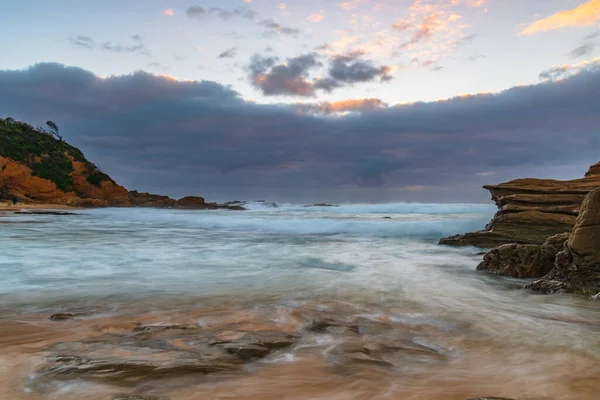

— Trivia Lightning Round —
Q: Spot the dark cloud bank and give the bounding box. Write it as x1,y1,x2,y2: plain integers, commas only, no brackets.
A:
0,62,599,203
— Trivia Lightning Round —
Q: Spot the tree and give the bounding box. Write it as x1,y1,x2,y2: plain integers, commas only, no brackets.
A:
46,121,63,141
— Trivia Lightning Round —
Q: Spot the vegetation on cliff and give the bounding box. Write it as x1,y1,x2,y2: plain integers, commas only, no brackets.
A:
0,117,113,193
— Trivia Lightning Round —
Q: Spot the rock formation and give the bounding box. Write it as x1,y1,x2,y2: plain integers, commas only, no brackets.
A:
476,233,569,278
0,117,242,210
528,188,600,293
440,162,600,248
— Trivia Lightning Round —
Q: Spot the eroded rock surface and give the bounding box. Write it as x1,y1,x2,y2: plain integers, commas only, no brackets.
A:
440,162,600,248
37,324,299,383
532,188,600,292
477,233,569,278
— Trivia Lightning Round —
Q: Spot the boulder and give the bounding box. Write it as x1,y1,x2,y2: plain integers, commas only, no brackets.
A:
477,233,569,278
440,162,600,248
175,196,206,208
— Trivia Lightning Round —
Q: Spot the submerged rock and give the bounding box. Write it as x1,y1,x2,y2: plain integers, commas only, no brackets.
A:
36,324,298,384
15,211,78,216
477,233,569,278
49,312,90,321
465,398,515,400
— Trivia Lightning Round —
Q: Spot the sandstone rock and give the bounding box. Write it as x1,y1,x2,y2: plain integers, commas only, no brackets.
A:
440,162,600,248
477,233,569,278
539,188,600,291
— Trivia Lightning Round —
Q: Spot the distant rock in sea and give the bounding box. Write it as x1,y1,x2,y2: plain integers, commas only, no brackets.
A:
304,203,339,207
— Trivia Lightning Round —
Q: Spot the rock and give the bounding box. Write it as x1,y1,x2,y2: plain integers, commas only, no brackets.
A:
15,211,77,216
36,324,298,384
465,398,515,400
49,312,90,321
525,279,575,294
113,396,164,400
304,203,339,207
477,233,569,278
440,162,600,248
127,191,245,210
128,191,176,208
174,196,206,208
537,188,600,291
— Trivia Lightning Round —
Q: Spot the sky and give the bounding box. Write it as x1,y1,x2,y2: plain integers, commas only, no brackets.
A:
0,0,599,202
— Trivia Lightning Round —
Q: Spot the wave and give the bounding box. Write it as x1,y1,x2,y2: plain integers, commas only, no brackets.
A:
243,201,495,215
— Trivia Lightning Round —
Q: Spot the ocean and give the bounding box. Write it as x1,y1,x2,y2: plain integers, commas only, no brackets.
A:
1,204,599,400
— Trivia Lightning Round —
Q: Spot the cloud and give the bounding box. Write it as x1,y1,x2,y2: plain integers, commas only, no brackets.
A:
539,57,600,81
570,43,595,58
209,7,257,20
249,53,321,96
295,98,387,115
1,62,599,202
69,35,149,55
400,14,439,49
69,36,94,50
259,19,300,36
101,35,149,55
328,52,393,83
163,9,174,17
339,0,368,11
186,6,206,18
247,51,394,96
218,47,237,59
520,0,600,35
185,5,298,36
307,13,324,23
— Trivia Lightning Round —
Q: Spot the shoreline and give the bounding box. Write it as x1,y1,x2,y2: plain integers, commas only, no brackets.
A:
0,202,81,212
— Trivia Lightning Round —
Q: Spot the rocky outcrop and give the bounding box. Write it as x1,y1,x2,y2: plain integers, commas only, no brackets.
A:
528,188,600,293
440,162,600,248
477,233,569,278
0,156,130,207
128,191,245,210
0,118,243,210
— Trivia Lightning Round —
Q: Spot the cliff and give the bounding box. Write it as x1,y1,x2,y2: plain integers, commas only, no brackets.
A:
0,117,241,210
0,118,130,207
440,162,600,248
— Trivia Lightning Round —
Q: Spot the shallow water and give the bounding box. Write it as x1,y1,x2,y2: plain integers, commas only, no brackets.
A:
1,204,599,400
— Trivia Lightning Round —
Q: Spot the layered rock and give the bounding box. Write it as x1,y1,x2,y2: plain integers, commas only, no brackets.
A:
477,233,569,278
528,188,600,293
440,162,600,248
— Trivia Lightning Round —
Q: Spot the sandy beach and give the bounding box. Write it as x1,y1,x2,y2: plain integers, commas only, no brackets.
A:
0,201,80,212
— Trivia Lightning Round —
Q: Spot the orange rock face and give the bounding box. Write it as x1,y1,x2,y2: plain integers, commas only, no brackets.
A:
0,156,130,207
71,161,130,206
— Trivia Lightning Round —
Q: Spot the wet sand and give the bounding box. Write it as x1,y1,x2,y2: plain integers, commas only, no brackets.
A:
1,298,599,400
0,202,80,212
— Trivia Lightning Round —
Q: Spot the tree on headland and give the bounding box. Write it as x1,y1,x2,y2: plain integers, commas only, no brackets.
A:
46,121,63,141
